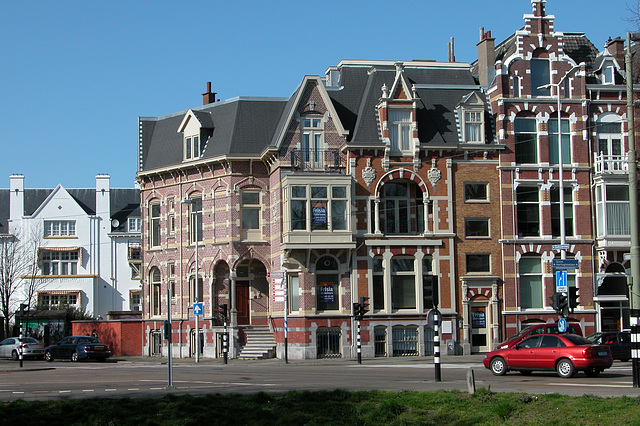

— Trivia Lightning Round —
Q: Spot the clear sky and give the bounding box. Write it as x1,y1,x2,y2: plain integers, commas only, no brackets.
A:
0,0,633,189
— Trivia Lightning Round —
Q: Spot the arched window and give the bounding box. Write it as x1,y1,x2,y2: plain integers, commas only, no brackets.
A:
379,181,424,234
150,267,162,316
316,256,340,311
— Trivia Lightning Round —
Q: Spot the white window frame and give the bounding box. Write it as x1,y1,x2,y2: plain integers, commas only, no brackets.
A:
128,217,141,233
41,250,79,275
519,256,543,309
184,134,201,161
462,109,484,143
240,191,262,241
388,109,412,153
301,116,324,169
603,63,615,84
44,221,76,237
149,201,161,248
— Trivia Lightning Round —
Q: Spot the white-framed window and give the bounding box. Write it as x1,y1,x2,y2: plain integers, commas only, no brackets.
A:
149,201,161,248
515,117,538,164
39,292,78,308
531,58,550,96
597,115,624,171
372,257,384,311
184,134,201,161
463,110,484,143
464,182,489,202
517,186,540,237
465,218,490,238
596,184,630,236
130,291,141,311
391,257,416,310
519,255,543,309
388,109,412,153
380,181,424,235
289,184,348,232
128,217,141,233
241,192,260,230
466,254,490,273
187,196,203,243
167,197,176,235
548,118,571,165
301,116,324,168
44,221,76,237
551,187,574,237
603,63,615,84
41,250,79,275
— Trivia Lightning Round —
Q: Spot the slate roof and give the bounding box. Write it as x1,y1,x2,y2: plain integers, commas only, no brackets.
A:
0,188,140,234
139,97,288,172
328,63,488,146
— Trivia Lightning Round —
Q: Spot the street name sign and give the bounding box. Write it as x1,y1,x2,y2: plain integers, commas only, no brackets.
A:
552,259,579,270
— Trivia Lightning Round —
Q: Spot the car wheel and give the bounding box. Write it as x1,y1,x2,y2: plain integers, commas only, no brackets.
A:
584,368,601,377
556,358,575,378
11,350,19,361
71,351,79,362
490,357,507,376
44,351,54,362
519,370,533,376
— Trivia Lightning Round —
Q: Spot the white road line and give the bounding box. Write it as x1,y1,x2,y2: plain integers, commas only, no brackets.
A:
59,391,71,394
12,392,24,394
127,388,140,391
550,383,634,388
105,389,117,392
82,390,94,392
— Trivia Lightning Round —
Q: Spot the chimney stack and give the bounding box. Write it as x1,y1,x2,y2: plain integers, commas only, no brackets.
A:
477,29,495,86
202,82,217,105
606,37,625,69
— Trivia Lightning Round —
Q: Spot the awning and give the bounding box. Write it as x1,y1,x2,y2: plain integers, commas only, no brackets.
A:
39,247,83,263
38,290,80,295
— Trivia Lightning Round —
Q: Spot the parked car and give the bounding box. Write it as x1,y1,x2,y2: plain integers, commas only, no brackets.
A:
484,333,612,378
0,337,45,360
586,331,631,362
495,322,583,349
44,336,111,362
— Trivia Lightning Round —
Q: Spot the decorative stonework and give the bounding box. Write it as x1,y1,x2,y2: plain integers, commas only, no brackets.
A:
427,158,441,187
362,158,376,186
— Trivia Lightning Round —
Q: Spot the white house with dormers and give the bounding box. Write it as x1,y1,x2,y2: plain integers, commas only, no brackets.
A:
1,174,141,318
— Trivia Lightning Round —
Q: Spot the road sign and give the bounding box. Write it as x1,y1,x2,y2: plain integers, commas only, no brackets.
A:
556,271,568,293
193,302,203,316
558,318,568,333
552,244,570,251
552,259,579,270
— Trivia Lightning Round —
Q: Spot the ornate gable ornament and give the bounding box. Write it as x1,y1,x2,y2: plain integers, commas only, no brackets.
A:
427,158,441,187
362,158,376,186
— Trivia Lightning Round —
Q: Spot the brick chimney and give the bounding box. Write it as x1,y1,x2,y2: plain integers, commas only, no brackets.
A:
606,37,625,68
477,28,495,86
202,82,217,105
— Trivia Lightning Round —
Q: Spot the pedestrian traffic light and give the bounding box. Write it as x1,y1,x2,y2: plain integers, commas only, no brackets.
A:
568,287,579,312
423,275,439,309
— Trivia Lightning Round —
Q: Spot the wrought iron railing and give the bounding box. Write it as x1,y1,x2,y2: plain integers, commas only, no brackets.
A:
288,148,344,172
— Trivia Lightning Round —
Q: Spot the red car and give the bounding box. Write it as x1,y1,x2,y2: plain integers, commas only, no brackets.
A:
484,334,612,378
495,322,583,350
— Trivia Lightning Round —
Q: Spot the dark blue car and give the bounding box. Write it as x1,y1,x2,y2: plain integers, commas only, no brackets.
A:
44,336,111,362
587,331,631,362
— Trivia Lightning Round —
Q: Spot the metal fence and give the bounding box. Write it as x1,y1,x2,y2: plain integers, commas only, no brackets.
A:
317,327,341,358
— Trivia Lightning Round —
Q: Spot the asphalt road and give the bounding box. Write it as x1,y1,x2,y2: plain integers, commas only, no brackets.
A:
0,356,637,401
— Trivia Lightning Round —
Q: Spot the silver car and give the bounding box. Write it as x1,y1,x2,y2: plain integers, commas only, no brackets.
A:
0,337,45,360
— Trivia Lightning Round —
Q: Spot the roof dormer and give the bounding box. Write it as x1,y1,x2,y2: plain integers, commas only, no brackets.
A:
178,109,213,161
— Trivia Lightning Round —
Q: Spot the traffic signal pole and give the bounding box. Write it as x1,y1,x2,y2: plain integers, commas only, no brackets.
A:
434,309,441,382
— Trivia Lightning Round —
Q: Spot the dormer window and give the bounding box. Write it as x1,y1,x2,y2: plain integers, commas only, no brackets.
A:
388,109,412,153
463,110,484,143
603,64,615,84
184,135,201,161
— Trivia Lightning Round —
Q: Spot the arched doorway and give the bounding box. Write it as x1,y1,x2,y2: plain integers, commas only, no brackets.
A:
235,259,268,325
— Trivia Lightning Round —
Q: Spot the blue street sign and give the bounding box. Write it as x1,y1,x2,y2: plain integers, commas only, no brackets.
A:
193,302,203,316
558,318,568,333
556,271,568,293
552,244,570,251
552,259,579,270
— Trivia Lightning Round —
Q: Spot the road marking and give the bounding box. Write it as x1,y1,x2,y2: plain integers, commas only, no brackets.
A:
127,388,140,391
550,383,633,388
59,391,71,394
105,389,117,392
82,390,94,392
12,392,24,394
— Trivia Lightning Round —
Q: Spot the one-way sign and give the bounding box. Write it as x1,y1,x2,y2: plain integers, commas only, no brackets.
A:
193,302,203,316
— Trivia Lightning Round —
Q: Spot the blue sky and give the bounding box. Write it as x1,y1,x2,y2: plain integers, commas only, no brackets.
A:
0,0,633,189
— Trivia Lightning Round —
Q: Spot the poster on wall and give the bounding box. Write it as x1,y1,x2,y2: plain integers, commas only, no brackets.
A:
472,308,486,328
312,202,327,224
319,282,335,302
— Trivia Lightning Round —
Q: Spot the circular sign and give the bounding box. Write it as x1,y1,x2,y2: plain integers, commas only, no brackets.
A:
558,317,568,333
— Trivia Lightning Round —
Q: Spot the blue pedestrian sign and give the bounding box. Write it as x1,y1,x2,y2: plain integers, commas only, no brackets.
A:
193,303,203,316
556,271,568,293
558,318,568,333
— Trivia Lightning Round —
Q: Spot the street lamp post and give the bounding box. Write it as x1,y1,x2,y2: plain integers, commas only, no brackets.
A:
181,198,200,363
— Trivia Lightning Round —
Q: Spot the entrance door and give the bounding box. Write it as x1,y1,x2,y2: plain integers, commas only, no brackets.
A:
470,304,491,352
236,281,250,325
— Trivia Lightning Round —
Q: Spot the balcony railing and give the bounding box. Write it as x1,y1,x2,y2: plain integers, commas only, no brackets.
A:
288,149,344,172
594,153,629,175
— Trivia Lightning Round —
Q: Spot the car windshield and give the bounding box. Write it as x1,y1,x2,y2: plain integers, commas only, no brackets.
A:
511,325,537,339
564,335,591,345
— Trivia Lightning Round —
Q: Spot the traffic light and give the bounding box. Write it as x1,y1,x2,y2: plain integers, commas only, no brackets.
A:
353,302,362,320
550,292,568,317
359,297,370,318
163,320,171,341
568,287,579,312
551,293,561,310
423,275,439,309
219,304,228,320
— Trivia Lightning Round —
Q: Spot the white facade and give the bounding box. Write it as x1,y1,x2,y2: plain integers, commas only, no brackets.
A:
6,174,141,318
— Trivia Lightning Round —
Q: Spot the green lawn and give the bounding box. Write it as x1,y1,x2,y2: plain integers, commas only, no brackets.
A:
2,389,639,425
